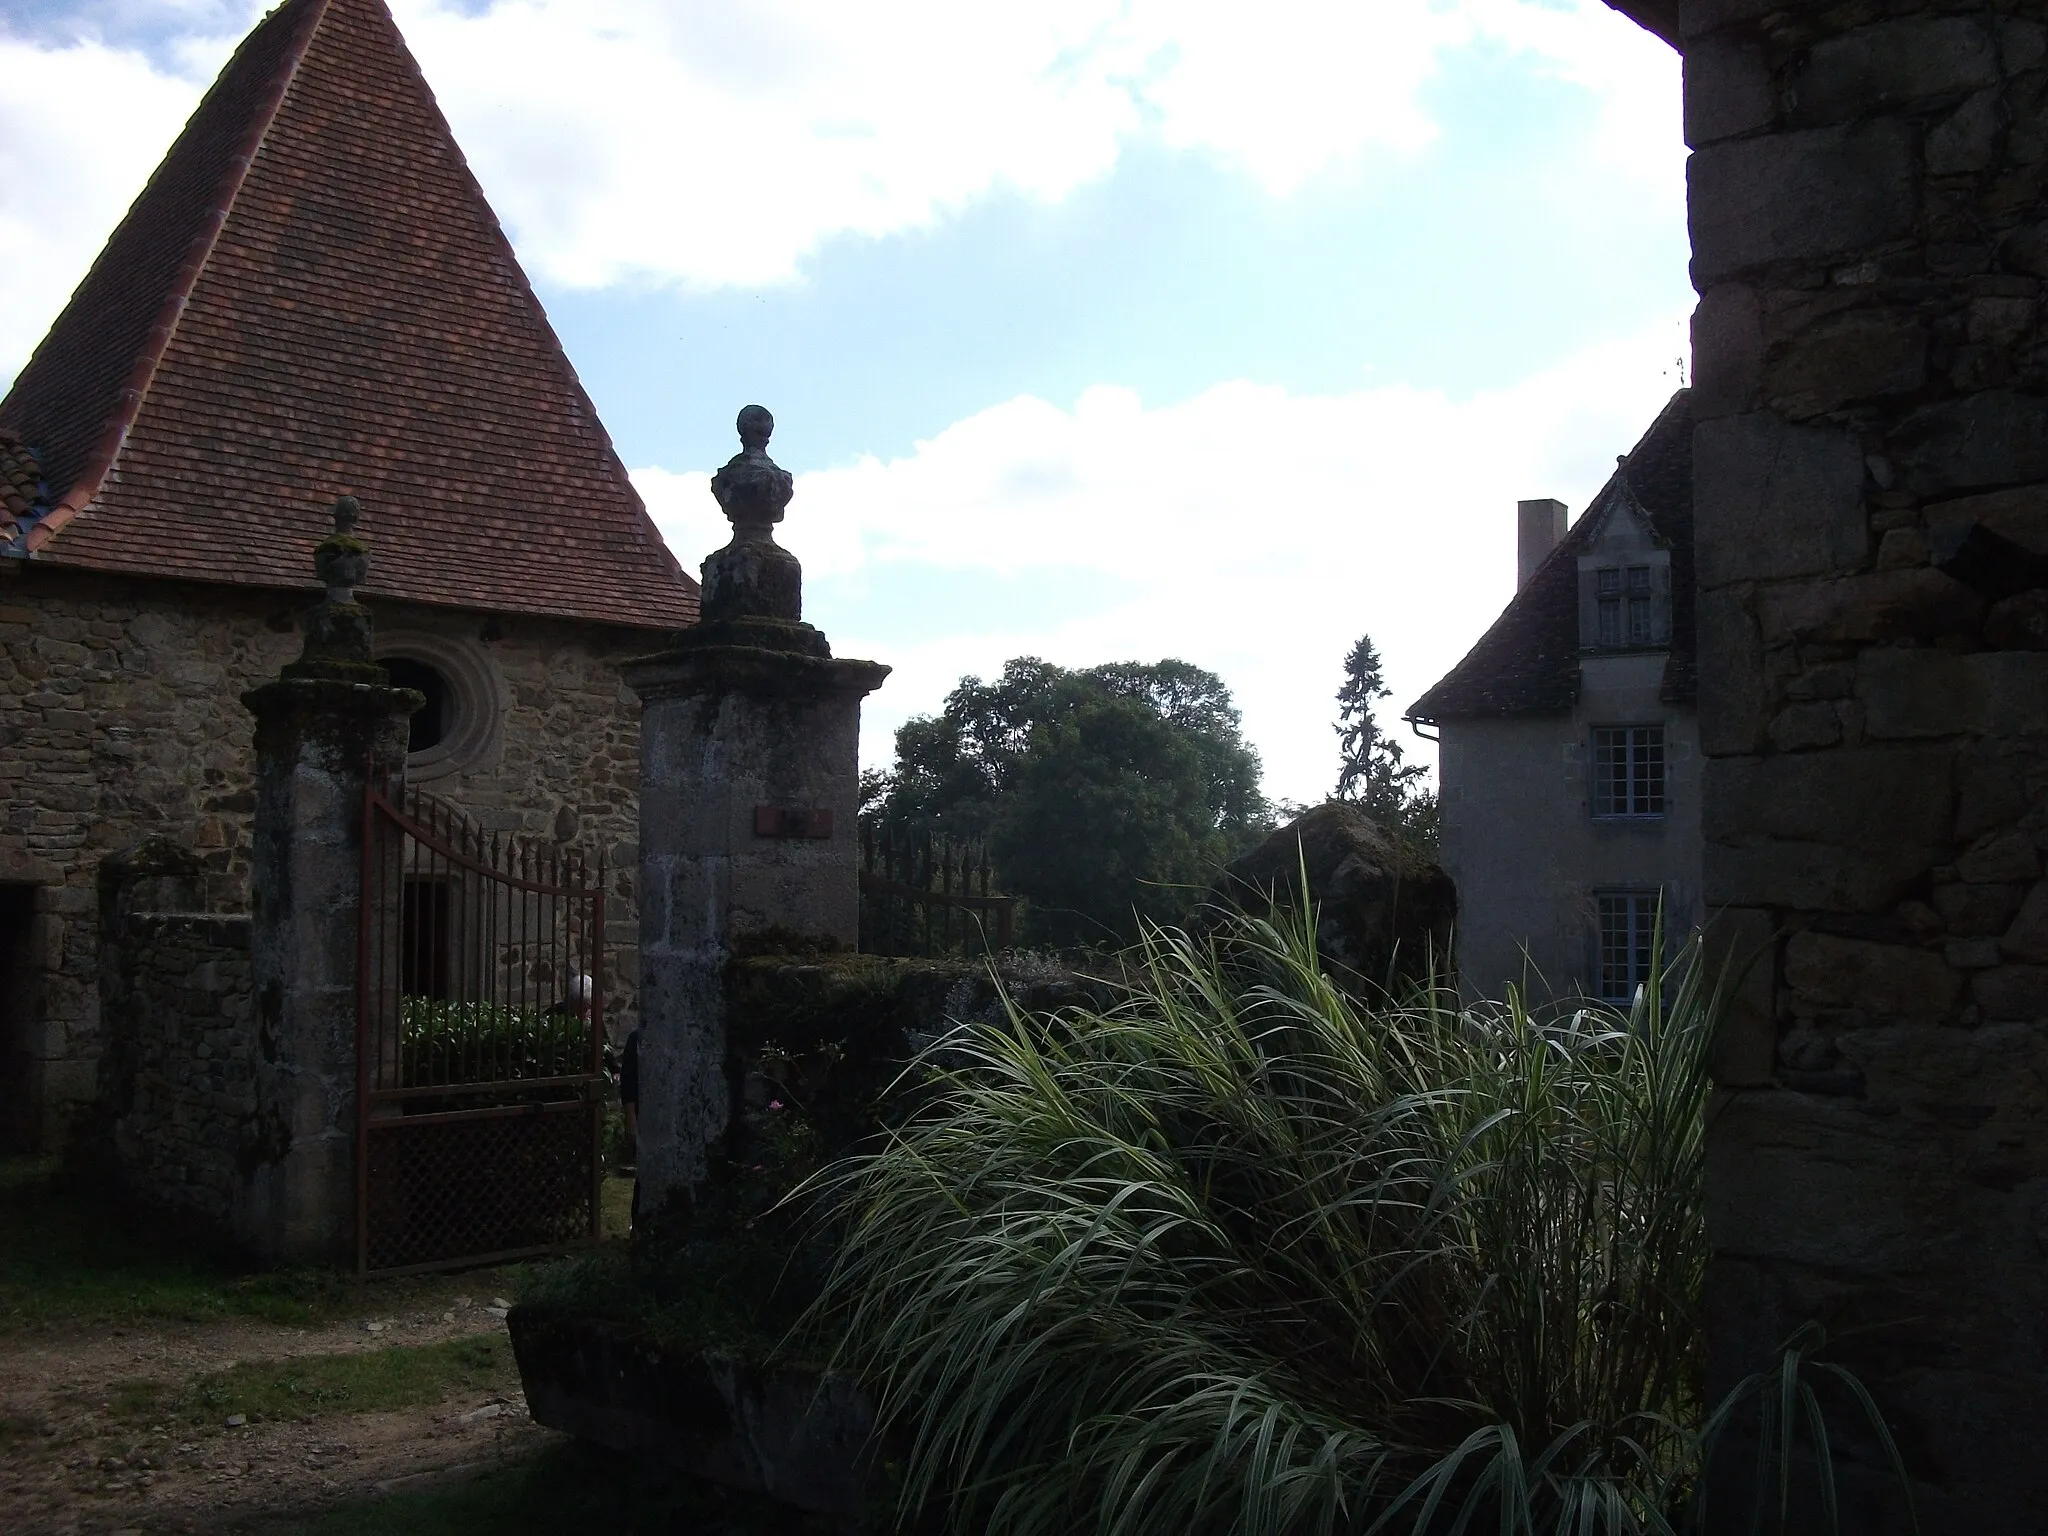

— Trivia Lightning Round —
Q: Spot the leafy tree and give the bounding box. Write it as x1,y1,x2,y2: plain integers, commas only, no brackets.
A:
1334,633,1438,853
869,657,1270,946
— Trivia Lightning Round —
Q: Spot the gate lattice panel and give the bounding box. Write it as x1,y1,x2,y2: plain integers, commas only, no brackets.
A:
358,779,605,1276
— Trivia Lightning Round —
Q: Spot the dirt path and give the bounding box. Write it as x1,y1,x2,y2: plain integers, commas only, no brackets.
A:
0,1295,558,1535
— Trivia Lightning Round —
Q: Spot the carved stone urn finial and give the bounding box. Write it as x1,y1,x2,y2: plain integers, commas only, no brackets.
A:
285,492,383,680
314,495,368,603
700,406,804,629
710,404,795,535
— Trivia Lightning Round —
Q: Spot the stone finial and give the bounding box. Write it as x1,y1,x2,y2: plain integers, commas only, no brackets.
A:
737,403,773,452
286,493,380,679
710,405,795,533
697,407,807,631
314,495,368,602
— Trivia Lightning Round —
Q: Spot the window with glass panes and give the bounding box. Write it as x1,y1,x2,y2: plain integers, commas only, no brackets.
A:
1596,891,1659,1003
1591,725,1664,818
1594,565,1663,647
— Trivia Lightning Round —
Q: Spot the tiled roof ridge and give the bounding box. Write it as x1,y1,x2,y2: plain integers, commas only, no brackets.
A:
1407,388,1693,724
17,0,330,556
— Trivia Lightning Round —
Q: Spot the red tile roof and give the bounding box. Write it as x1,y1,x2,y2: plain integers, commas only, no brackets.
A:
1406,390,1694,722
0,431,43,541
0,0,697,632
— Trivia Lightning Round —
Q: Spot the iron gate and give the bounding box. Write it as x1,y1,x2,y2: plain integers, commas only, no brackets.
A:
357,778,605,1276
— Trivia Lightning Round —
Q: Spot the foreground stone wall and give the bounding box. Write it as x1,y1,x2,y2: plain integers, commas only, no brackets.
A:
0,564,657,1150
93,839,255,1233
1680,2,2048,1527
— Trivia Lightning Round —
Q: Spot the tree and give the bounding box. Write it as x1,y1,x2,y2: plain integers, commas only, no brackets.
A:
869,657,1270,946
1334,632,1438,853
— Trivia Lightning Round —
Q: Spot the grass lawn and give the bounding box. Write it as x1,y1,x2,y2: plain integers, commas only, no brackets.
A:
0,1155,356,1329
0,1156,637,1331
108,1333,519,1425
602,1165,635,1238
256,1441,831,1535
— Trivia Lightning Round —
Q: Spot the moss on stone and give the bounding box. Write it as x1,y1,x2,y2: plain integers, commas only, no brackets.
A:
518,1243,818,1364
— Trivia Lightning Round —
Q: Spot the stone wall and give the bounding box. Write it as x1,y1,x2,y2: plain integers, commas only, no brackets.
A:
94,837,254,1233
1678,2,2048,1528
0,563,658,1150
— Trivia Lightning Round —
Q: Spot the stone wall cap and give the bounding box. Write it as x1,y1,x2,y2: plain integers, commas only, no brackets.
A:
665,615,833,660
242,674,426,719
622,643,889,704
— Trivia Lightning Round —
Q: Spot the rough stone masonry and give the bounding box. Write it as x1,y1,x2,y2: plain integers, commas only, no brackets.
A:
1658,0,2048,1527
0,569,651,1153
94,835,254,1231
240,496,417,1264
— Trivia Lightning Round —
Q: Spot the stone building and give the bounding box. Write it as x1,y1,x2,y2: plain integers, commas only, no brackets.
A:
0,0,698,1153
1600,0,2045,1526
1408,391,1702,1003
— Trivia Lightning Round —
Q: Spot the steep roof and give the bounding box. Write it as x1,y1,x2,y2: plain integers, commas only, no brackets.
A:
0,0,697,632
1407,389,1694,723
0,432,44,542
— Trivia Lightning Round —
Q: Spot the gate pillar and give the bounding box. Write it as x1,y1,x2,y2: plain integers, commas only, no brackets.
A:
240,496,419,1265
624,407,887,1227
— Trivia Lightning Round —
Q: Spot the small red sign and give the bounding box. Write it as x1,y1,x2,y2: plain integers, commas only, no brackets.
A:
754,805,834,839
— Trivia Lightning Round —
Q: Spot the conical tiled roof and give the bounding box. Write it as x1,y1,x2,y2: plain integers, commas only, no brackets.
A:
0,0,697,631
1406,390,1694,722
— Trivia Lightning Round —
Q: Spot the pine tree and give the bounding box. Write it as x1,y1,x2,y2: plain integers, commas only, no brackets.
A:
1334,633,1438,853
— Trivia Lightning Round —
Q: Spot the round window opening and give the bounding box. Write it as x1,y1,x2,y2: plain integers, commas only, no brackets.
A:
373,631,503,781
384,656,453,753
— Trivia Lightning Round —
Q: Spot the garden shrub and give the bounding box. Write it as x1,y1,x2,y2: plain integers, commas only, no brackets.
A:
398,997,593,1088
807,904,1907,1534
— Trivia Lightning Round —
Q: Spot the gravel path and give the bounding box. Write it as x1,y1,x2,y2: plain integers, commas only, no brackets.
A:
0,1294,556,1535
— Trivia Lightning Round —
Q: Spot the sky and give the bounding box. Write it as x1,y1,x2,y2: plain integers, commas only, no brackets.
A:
0,0,1694,807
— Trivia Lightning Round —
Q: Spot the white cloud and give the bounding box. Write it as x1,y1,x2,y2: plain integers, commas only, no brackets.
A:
634,314,1693,807
1,0,1677,388
0,23,247,389
391,0,1676,290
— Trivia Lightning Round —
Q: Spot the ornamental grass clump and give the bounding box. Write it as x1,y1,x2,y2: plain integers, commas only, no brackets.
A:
806,903,1893,1534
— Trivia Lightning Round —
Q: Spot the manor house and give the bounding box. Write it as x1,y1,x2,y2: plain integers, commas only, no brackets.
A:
0,0,698,1150
1408,391,1700,1002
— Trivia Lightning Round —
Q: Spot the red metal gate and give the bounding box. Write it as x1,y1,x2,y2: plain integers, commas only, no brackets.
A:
357,779,605,1276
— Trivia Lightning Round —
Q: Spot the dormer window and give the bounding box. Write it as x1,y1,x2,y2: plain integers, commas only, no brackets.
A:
1589,569,1654,647
1595,565,1665,647
1585,561,1669,650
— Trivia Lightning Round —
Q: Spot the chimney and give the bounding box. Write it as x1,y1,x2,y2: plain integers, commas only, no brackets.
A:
1517,498,1567,590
